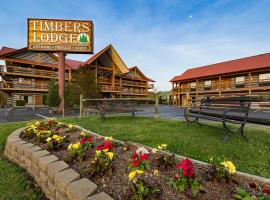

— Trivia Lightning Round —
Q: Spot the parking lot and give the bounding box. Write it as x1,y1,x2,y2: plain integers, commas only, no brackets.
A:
1,105,270,125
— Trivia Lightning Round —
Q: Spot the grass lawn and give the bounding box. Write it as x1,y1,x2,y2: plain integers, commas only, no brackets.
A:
0,116,269,199
0,122,45,200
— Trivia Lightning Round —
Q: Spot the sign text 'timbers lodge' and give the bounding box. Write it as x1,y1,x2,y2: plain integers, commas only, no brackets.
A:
28,18,93,53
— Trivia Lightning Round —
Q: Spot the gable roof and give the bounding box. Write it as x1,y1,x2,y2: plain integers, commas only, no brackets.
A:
170,53,270,82
82,44,129,73
128,66,155,82
0,47,17,56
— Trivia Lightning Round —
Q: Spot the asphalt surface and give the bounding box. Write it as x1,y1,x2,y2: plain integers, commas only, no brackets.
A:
0,105,269,125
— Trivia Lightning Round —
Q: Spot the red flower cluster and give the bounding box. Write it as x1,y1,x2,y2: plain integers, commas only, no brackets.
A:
176,159,195,178
263,187,270,195
80,137,92,145
97,141,113,151
131,152,150,167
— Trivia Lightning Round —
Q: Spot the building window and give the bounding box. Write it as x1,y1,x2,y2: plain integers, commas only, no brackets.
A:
259,73,270,86
19,77,32,85
204,80,212,88
235,76,245,84
259,73,270,82
190,82,196,88
235,76,245,88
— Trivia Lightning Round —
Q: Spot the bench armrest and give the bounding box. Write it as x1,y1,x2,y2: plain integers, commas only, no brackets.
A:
222,108,249,122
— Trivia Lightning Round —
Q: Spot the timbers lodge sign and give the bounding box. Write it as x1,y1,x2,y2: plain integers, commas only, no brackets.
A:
27,18,93,53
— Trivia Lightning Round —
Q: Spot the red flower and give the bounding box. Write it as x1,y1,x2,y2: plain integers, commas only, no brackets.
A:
263,187,270,195
96,145,102,150
175,159,195,178
103,141,113,150
176,163,182,170
87,137,92,142
139,153,149,161
131,152,137,159
80,139,85,145
132,160,139,167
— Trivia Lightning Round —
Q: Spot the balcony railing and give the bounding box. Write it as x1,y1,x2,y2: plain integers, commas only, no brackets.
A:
0,82,48,91
0,65,69,79
176,80,270,93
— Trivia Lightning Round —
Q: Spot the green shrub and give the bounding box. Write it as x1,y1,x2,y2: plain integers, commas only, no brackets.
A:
46,79,60,107
15,100,25,106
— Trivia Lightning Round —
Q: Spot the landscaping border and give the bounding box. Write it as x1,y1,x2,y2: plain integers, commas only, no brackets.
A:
4,126,270,200
4,127,114,200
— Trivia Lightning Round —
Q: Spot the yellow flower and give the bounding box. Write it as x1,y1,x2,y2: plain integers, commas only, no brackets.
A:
152,148,158,153
128,170,144,181
80,131,88,137
52,135,59,139
95,150,101,156
153,169,159,176
68,124,75,129
161,144,167,148
106,152,114,160
68,144,72,150
72,142,80,150
105,136,113,141
103,148,109,152
221,161,236,174
46,137,52,142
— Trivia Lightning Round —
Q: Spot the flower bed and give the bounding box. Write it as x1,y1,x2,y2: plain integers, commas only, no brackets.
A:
9,119,270,199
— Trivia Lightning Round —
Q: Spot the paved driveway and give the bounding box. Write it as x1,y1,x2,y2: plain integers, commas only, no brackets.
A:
0,105,270,125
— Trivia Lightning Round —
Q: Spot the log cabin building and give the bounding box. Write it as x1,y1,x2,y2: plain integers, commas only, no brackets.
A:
0,44,154,106
170,53,270,107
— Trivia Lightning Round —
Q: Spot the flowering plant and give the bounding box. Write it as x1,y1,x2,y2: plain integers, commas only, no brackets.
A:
79,135,93,150
46,134,69,150
206,157,236,183
67,141,90,161
128,169,160,199
89,140,115,176
234,186,270,200
171,159,201,198
130,147,150,171
36,130,53,142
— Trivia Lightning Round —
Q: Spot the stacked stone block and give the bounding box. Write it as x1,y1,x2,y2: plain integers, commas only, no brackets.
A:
4,128,114,200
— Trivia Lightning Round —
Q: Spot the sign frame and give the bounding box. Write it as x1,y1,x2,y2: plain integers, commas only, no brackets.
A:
27,18,94,54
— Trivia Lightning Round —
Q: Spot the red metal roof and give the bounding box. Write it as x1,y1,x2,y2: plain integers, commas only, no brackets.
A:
0,47,17,56
170,53,270,82
65,59,83,70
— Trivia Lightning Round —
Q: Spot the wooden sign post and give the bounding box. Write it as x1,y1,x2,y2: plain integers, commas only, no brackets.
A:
57,52,65,117
27,18,94,117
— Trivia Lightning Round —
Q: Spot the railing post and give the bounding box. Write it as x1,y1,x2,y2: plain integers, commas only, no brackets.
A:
80,94,84,117
155,94,160,119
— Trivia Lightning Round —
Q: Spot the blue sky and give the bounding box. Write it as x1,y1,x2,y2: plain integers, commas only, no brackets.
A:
1,0,270,91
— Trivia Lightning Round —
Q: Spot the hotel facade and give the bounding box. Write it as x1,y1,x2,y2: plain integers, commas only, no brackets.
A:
0,44,154,106
170,53,270,107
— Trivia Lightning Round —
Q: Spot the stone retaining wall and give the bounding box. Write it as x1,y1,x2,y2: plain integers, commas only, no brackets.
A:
4,128,114,200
